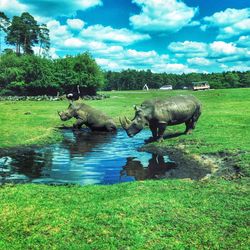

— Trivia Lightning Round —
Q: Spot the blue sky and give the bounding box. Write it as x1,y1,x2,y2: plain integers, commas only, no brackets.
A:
1,0,250,73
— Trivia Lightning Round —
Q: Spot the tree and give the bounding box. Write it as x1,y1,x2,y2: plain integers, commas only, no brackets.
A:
53,52,105,95
6,16,23,54
224,72,240,88
6,12,40,54
72,53,105,94
0,12,10,53
0,12,9,34
239,71,250,88
38,24,50,57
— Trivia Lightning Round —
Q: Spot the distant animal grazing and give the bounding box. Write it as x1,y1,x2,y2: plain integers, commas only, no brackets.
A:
58,102,116,132
120,95,201,142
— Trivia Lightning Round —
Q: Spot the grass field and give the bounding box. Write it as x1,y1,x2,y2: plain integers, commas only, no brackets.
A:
0,88,249,249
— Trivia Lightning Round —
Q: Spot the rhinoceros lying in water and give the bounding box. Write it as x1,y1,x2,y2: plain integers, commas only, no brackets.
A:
120,95,201,142
58,103,116,132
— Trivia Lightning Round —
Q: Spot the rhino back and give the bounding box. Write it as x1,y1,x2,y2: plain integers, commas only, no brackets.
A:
78,104,113,127
75,103,92,120
142,95,201,124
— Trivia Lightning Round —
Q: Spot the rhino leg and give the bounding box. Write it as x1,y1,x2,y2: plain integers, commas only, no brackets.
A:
185,108,201,134
185,121,193,134
149,124,158,138
145,124,158,142
73,119,85,129
147,123,166,142
156,124,167,142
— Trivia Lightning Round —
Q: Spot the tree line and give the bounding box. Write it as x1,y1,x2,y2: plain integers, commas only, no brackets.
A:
105,69,250,90
0,51,249,96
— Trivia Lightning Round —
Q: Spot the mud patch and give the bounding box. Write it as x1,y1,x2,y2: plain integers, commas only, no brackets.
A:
141,144,243,180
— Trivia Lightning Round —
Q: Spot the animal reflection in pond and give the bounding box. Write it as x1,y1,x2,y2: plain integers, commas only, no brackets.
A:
61,129,114,156
121,153,212,180
0,150,52,183
121,154,177,180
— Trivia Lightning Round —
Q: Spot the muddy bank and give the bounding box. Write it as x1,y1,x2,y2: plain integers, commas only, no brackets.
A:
140,144,243,180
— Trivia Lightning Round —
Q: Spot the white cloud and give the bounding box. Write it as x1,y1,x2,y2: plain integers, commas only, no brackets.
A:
0,0,27,16
64,38,85,48
45,20,133,54
94,46,195,74
67,19,85,30
209,41,238,56
203,8,250,39
187,57,212,66
227,64,250,72
168,40,250,66
151,63,197,74
0,0,102,18
49,47,59,59
187,21,201,27
130,0,197,32
208,41,250,62
200,25,207,32
168,41,207,54
33,46,59,59
204,8,249,26
237,36,250,47
47,20,71,46
96,58,123,71
126,49,156,58
80,25,150,45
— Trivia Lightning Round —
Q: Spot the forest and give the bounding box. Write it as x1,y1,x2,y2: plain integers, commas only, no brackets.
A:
0,11,249,96
104,69,250,90
1,51,249,96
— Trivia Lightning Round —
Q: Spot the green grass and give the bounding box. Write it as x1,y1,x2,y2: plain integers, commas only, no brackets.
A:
0,88,250,249
0,180,249,249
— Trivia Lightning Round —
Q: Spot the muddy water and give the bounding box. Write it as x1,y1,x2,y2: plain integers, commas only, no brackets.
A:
0,129,211,185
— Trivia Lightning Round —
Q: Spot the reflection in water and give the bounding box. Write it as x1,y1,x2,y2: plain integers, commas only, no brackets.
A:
121,154,176,180
0,129,211,186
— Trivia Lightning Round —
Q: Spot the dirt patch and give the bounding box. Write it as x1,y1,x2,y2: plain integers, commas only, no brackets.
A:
203,151,247,179
140,144,242,180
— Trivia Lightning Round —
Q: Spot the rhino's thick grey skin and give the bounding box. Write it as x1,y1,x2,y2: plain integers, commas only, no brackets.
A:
58,103,116,132
120,95,201,142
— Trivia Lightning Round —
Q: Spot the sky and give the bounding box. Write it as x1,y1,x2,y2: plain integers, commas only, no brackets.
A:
0,0,250,73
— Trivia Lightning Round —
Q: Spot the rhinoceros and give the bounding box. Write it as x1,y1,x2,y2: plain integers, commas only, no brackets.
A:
120,95,201,142
58,102,116,132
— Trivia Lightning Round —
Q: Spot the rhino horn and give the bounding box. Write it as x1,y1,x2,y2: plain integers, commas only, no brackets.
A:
57,111,61,116
125,116,132,125
119,117,131,130
119,117,126,129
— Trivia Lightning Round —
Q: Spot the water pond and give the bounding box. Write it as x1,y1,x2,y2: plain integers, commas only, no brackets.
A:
0,129,211,185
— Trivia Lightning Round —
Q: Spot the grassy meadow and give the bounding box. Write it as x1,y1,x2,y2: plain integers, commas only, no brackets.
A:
0,88,249,249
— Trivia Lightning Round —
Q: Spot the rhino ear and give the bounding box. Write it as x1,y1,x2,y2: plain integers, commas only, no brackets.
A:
133,105,142,112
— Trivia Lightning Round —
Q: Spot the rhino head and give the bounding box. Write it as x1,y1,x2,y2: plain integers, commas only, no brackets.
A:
120,105,148,137
58,103,77,121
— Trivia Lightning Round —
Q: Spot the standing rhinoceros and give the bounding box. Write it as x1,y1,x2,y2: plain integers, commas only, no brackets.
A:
120,95,201,142
58,102,116,132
